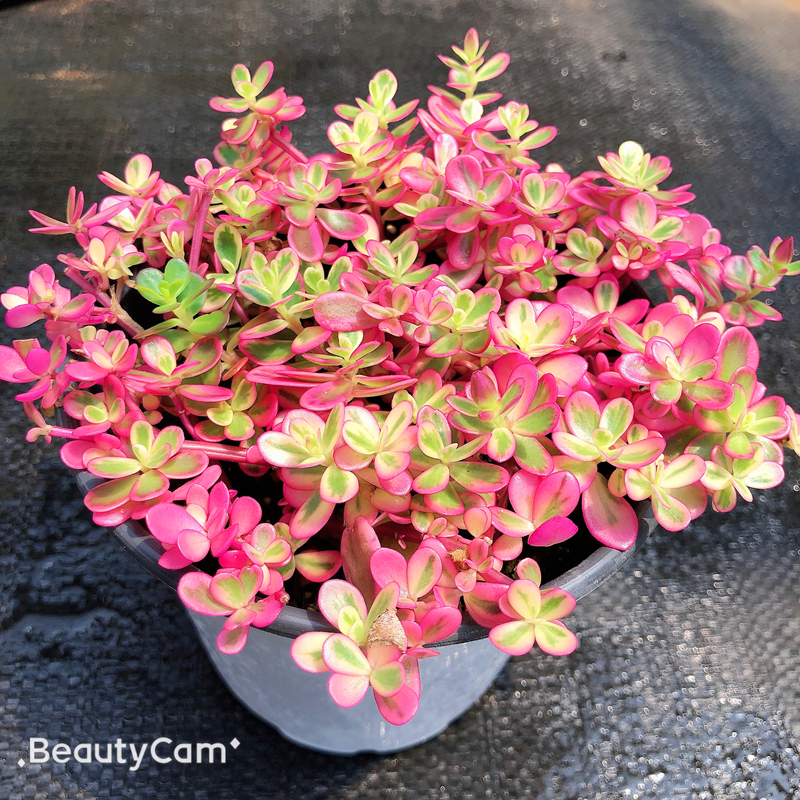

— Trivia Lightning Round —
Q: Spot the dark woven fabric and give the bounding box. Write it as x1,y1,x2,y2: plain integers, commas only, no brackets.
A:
1,1,799,797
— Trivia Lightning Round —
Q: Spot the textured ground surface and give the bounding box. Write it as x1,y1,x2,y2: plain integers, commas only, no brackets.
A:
1,1,800,798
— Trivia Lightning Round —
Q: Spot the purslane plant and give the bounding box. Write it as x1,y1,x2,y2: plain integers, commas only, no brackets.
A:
2,29,798,726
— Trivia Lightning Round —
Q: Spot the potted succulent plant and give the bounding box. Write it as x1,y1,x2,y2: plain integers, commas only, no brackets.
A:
2,29,798,754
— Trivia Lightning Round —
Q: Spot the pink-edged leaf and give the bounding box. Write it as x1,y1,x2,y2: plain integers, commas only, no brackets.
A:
551,431,600,461
528,516,578,547
176,384,235,403
407,547,442,600
678,324,719,370
651,493,692,531
489,620,535,656
374,450,410,482
412,463,451,494
531,470,580,527
463,582,513,627
660,453,706,488
724,430,755,459
564,391,601,440
327,673,370,708
375,684,420,725
616,352,657,384
322,633,371,676
537,354,588,389
130,470,169,502
538,588,576,621
650,379,682,406
176,528,210,562
744,460,784,489
620,192,658,236
291,631,334,673
313,291,375,332
718,326,759,381
318,579,368,629
370,661,405,697
87,456,141,479
682,380,734,410
288,221,325,262
446,155,483,198
534,620,578,656
294,550,343,582
491,507,535,537
370,547,408,591
419,606,462,644
146,503,203,546
502,579,541,620
301,378,354,411
83,476,137,512
609,437,665,468
216,626,250,655
159,451,209,479
316,208,369,240
256,432,310,467
290,489,335,539
177,572,232,616
449,461,509,492
504,474,540,534
319,463,359,503
582,474,638,550
516,558,542,585
487,427,516,462
599,398,633,442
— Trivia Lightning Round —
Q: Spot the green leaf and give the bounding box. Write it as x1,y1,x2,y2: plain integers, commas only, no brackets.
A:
187,310,229,335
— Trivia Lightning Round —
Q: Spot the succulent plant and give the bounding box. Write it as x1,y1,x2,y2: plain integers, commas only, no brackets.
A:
1,29,798,727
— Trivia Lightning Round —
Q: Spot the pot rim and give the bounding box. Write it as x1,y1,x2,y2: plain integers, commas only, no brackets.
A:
73,470,657,646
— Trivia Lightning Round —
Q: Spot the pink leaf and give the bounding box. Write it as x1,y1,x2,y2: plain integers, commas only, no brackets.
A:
407,547,442,600
489,620,535,656
375,685,420,725
216,626,250,655
446,155,483,198
291,631,333,673
464,582,513,628
316,208,369,240
582,474,639,550
313,291,376,332
328,673,370,708
528,516,578,547
322,633,371,676
177,573,232,616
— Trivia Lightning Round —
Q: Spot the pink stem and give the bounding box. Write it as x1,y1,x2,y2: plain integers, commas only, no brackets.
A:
232,299,249,326
182,440,262,464
64,267,111,308
172,396,199,440
270,131,309,164
188,190,213,273
43,426,82,440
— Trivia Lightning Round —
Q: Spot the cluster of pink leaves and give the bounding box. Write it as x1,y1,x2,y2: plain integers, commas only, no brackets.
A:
1,30,798,726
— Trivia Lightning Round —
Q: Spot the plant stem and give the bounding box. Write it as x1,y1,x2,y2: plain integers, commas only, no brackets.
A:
270,131,309,164
188,189,213,273
182,440,263,464
64,267,111,308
